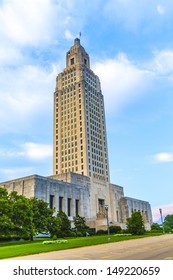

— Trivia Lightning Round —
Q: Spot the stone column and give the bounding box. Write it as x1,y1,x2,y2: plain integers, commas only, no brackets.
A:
46,183,50,205
63,187,67,215
71,198,75,217
79,189,84,217
54,193,59,214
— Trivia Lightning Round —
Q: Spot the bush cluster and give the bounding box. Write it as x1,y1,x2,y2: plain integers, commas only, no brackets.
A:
96,226,122,236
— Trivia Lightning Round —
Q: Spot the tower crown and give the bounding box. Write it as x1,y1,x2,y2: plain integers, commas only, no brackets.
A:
74,37,80,45
66,38,90,68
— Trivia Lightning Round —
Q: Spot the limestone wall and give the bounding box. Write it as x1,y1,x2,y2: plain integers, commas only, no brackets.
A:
120,196,153,229
1,175,36,198
109,183,124,224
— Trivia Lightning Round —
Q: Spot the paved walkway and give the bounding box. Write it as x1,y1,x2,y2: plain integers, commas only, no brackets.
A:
7,234,173,260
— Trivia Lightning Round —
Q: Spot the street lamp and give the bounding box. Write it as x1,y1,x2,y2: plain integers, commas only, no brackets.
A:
159,208,165,234
104,204,110,241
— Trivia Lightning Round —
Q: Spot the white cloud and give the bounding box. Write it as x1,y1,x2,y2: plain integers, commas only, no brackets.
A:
93,53,150,113
0,0,93,134
0,0,88,66
0,142,53,161
0,167,34,181
0,0,91,49
157,5,165,15
0,43,23,65
22,142,53,160
152,203,173,223
148,50,173,77
92,48,173,114
153,152,173,163
0,0,59,46
0,64,57,133
64,29,74,40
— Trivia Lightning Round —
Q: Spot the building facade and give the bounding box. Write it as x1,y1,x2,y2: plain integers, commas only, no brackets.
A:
0,38,153,230
1,172,152,230
53,38,109,183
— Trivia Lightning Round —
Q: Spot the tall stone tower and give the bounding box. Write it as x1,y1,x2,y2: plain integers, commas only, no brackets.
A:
53,38,110,185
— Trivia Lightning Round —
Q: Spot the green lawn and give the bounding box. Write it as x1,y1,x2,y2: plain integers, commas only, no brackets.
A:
0,233,162,259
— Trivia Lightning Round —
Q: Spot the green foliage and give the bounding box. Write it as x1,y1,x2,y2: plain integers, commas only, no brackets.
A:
126,211,145,235
48,216,62,238
0,187,9,197
74,215,90,236
30,197,54,239
0,187,76,240
164,214,173,230
109,226,122,234
75,231,83,237
163,223,172,233
0,188,13,236
10,192,33,238
56,210,72,237
0,187,60,240
151,223,162,231
96,229,107,235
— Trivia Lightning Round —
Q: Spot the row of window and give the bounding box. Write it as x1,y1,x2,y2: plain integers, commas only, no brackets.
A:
62,78,76,86
49,195,79,217
61,69,76,77
62,71,76,80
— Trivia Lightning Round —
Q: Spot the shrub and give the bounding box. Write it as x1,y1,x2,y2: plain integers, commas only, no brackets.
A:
150,229,162,233
76,231,83,237
0,236,30,242
52,235,57,240
96,229,107,235
68,231,77,238
109,226,121,234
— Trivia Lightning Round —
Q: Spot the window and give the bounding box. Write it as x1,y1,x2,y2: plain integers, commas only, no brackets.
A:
98,199,105,214
59,196,63,211
49,195,55,209
68,198,71,216
116,210,119,222
71,58,74,65
75,200,79,216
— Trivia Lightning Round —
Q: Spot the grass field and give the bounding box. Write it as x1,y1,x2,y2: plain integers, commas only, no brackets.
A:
0,233,162,259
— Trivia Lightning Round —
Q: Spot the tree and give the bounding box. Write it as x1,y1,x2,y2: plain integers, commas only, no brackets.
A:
9,191,33,239
74,215,89,236
126,211,145,235
57,210,72,237
0,187,58,240
30,197,54,239
164,214,173,230
48,216,62,237
0,188,13,237
151,223,162,231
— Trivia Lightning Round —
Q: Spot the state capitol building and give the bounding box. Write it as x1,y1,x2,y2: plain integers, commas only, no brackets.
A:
1,38,152,231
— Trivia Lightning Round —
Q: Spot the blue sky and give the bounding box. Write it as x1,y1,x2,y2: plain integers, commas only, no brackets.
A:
0,0,173,222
